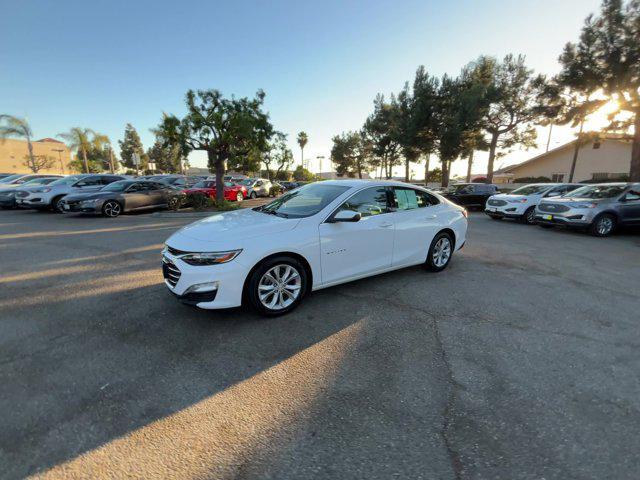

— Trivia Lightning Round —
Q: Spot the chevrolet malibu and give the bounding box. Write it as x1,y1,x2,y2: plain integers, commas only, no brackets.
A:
162,180,468,315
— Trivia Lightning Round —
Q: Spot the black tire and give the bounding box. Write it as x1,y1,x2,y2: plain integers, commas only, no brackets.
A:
489,215,501,221
167,196,181,211
250,191,257,199
539,223,555,229
589,213,616,237
246,256,308,316
522,206,536,225
101,200,122,218
425,231,454,272
236,191,243,202
51,195,66,213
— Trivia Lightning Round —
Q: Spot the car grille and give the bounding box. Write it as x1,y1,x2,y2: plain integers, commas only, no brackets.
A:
162,257,181,287
488,199,507,206
538,203,570,213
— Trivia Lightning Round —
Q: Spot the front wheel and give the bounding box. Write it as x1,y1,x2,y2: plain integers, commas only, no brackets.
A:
246,257,307,316
522,207,536,225
250,191,257,199
236,191,243,202
52,195,66,213
167,196,181,210
102,200,122,218
425,232,454,272
589,213,616,237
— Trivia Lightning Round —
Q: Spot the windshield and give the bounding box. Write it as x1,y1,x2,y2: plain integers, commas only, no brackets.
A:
193,181,215,188
49,175,83,186
101,181,131,192
448,184,472,193
22,178,56,186
0,174,25,183
511,185,550,195
255,183,350,218
564,184,626,199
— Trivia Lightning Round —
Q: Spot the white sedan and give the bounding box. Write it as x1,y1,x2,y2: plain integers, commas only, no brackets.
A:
162,180,468,315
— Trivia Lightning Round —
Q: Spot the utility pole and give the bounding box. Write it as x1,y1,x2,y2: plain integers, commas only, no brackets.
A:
546,124,553,152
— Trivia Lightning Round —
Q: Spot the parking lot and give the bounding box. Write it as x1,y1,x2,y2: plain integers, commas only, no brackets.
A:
1,209,639,479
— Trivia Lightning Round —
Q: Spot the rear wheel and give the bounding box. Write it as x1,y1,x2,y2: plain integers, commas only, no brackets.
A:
589,213,616,237
489,215,501,221
102,200,122,218
425,232,454,272
522,206,536,225
246,256,307,316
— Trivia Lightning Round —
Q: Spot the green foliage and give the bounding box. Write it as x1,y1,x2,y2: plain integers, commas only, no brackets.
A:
68,158,104,173
557,0,640,181
331,131,371,178
58,127,109,173
297,131,308,164
270,183,283,196
292,165,315,181
426,167,442,182
513,176,553,183
22,154,56,173
147,139,181,173
186,192,240,211
119,123,147,170
263,133,293,180
154,89,274,202
0,115,37,168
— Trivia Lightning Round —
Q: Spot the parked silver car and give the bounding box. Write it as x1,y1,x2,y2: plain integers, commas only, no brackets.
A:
535,182,640,236
18,174,126,212
239,178,273,199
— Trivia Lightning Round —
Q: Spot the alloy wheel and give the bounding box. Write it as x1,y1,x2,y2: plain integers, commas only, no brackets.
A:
432,237,451,268
258,264,302,311
103,201,121,217
597,216,613,235
236,192,243,202
526,208,536,224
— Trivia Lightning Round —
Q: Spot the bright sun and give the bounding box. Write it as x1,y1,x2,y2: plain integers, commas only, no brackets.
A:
585,98,628,131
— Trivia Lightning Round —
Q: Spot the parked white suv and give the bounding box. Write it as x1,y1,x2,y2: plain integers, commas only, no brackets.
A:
162,180,468,315
485,183,581,224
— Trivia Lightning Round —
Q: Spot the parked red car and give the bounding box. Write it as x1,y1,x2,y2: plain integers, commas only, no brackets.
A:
183,181,247,202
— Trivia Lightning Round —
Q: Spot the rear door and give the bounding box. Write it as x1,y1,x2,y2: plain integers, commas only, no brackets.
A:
619,188,640,224
318,186,394,284
141,182,164,206
390,187,442,266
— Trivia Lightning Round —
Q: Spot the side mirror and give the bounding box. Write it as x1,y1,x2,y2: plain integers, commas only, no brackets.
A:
331,210,362,223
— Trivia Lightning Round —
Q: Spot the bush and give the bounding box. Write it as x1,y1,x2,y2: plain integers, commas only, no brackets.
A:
513,176,552,183
270,183,283,196
185,191,240,211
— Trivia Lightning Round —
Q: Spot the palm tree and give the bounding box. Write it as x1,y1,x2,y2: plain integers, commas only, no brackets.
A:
297,131,308,168
58,127,95,173
92,133,115,173
0,115,35,166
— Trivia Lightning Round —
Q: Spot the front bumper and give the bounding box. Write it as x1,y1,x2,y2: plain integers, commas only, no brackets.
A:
0,197,16,208
534,207,597,227
485,202,528,218
61,201,102,213
161,249,249,309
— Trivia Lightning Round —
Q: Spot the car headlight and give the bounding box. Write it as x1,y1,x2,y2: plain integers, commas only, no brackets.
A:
177,249,242,266
570,203,597,209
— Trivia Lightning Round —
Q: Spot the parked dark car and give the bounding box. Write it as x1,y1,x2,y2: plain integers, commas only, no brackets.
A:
279,181,300,190
444,183,499,209
60,180,184,217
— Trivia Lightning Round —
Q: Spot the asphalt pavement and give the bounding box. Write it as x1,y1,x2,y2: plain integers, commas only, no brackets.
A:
0,208,639,479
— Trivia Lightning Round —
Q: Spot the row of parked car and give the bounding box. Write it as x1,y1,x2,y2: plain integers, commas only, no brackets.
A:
458,181,640,237
0,173,290,218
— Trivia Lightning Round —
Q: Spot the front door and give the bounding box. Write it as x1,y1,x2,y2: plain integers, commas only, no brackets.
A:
620,188,640,224
123,183,148,210
318,186,394,285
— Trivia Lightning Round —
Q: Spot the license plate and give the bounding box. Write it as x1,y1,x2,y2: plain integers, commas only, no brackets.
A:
64,204,70,210
542,214,552,220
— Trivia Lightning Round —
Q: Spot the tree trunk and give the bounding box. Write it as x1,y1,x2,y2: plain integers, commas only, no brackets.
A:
486,132,499,184
441,160,449,188
108,148,115,173
630,111,640,182
208,150,226,204
568,120,584,183
357,161,362,179
82,147,89,173
466,150,474,183
405,158,410,182
26,134,35,168
424,154,430,184
301,147,304,169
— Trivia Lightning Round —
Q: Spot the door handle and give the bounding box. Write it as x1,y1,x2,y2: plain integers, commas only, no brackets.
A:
379,222,393,228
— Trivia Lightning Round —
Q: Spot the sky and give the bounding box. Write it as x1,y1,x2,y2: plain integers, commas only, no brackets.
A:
1,0,604,178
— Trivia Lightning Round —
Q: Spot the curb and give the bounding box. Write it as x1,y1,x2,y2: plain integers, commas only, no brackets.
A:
152,211,222,218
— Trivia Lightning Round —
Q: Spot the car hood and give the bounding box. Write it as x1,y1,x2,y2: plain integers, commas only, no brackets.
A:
63,191,115,201
168,208,301,246
491,193,530,201
541,197,608,204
